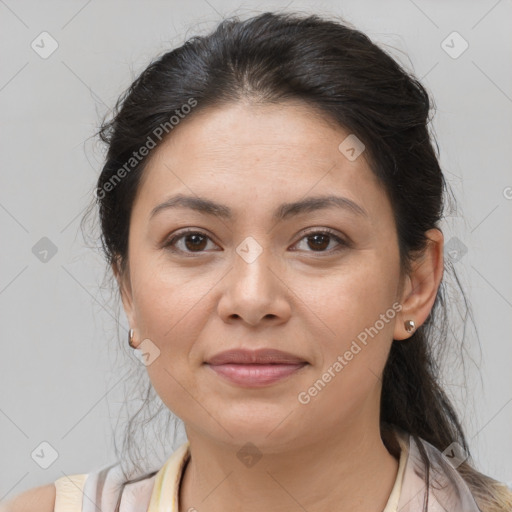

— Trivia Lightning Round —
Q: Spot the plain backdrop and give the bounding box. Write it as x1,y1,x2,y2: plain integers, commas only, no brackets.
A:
1,0,511,500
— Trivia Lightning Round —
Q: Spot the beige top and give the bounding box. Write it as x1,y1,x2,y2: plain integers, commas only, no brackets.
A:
53,434,408,512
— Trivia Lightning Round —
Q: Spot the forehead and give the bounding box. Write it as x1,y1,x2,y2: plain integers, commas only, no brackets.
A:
133,101,388,224
151,100,358,169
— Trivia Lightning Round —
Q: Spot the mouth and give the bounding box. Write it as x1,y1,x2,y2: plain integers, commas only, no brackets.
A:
204,348,309,387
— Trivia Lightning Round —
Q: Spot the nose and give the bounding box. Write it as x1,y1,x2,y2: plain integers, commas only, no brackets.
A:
216,242,291,327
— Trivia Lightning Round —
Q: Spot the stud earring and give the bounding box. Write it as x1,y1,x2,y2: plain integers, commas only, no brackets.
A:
404,320,416,333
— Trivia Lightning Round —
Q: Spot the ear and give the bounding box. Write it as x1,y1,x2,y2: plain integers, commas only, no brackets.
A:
393,228,444,340
112,257,136,330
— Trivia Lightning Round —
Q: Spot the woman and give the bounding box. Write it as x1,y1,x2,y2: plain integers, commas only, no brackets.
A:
5,10,511,512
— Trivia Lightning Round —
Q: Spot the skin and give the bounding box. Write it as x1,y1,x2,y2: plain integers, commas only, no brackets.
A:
114,100,444,512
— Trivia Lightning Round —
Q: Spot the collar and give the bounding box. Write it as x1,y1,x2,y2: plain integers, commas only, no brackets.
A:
147,440,190,512
393,428,481,511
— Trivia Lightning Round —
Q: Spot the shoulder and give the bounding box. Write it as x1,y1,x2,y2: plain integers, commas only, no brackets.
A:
0,483,56,512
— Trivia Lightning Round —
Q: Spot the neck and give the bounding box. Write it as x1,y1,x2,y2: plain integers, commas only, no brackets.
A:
178,424,399,512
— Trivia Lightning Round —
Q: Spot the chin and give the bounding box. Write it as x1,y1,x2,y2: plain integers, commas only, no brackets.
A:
211,407,302,447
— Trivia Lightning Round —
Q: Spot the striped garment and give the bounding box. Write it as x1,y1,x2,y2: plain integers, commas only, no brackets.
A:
53,429,482,511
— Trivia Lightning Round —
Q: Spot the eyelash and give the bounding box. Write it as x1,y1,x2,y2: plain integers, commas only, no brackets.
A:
163,228,349,257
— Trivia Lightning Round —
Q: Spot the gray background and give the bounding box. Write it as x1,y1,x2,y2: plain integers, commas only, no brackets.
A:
1,0,511,499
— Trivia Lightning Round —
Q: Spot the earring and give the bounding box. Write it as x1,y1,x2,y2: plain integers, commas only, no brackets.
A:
128,328,137,349
404,320,416,333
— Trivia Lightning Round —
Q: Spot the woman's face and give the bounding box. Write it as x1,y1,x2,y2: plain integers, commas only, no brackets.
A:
118,101,408,451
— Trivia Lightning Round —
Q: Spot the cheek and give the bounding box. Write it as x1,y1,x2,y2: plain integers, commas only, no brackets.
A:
128,254,209,371
307,250,400,373
129,261,211,420
130,251,209,334
294,260,399,426
317,249,398,320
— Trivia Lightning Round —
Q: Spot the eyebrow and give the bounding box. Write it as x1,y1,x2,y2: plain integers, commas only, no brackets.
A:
149,193,368,222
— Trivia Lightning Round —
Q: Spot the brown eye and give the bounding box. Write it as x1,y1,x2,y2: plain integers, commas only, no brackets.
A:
183,233,208,251
164,230,217,254
164,228,348,257
293,229,348,253
306,233,330,251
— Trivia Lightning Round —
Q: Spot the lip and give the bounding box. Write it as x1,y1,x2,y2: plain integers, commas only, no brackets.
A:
204,349,309,388
205,348,307,365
